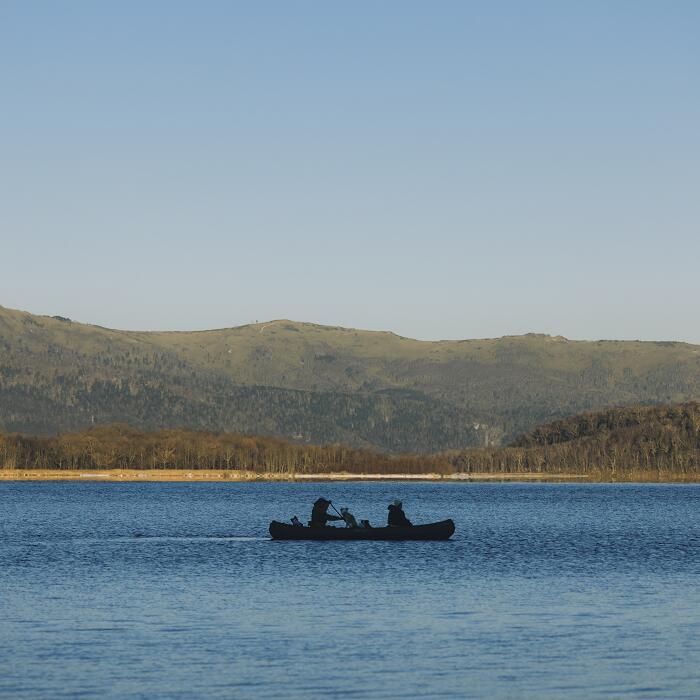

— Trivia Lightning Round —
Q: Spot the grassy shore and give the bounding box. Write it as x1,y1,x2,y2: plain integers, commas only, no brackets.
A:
0,469,591,482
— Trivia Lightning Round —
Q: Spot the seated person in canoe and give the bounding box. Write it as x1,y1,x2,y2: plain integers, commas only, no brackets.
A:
387,499,413,527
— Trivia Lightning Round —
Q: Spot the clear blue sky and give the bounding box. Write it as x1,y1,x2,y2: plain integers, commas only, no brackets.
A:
2,1,699,341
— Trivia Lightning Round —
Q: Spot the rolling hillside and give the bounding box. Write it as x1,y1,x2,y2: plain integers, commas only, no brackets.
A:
2,304,700,451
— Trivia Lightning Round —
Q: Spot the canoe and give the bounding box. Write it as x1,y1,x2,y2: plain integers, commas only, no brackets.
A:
269,519,455,541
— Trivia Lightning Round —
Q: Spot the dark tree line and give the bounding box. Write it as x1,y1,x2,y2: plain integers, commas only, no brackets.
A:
449,402,700,478
2,403,700,478
0,424,446,474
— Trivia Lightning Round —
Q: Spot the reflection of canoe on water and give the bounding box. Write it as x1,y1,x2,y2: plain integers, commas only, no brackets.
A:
269,519,455,541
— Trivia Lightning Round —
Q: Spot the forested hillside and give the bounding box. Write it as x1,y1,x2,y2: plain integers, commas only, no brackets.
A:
2,304,700,451
451,402,700,478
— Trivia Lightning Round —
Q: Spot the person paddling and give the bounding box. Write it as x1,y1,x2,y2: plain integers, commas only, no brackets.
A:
310,497,343,527
387,499,413,527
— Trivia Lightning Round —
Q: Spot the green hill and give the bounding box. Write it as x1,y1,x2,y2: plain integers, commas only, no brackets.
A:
2,304,700,451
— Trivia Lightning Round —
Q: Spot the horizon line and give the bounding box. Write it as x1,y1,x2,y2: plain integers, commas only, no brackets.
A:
1,303,697,347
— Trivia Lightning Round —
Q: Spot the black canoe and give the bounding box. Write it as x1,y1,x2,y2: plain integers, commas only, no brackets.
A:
269,519,455,541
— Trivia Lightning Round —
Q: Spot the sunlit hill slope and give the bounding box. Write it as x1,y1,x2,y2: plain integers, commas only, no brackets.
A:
1,305,700,451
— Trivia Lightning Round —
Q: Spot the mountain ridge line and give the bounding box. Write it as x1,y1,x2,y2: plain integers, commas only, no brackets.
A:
2,304,697,345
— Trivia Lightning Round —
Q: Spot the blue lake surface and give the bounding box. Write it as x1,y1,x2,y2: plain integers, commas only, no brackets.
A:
2,481,700,699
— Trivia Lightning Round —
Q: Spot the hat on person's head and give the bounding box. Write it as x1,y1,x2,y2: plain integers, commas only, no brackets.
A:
340,507,349,513
314,497,330,505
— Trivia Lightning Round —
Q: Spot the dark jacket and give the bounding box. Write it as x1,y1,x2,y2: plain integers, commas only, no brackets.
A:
387,504,412,527
310,502,342,527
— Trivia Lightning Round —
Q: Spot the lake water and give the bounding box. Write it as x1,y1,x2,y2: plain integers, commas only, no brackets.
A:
2,482,700,699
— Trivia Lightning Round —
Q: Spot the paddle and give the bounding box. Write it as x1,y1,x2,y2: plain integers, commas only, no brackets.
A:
329,501,347,524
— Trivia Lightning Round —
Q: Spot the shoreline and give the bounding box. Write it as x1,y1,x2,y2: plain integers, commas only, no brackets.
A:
0,469,591,482
1,470,698,483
